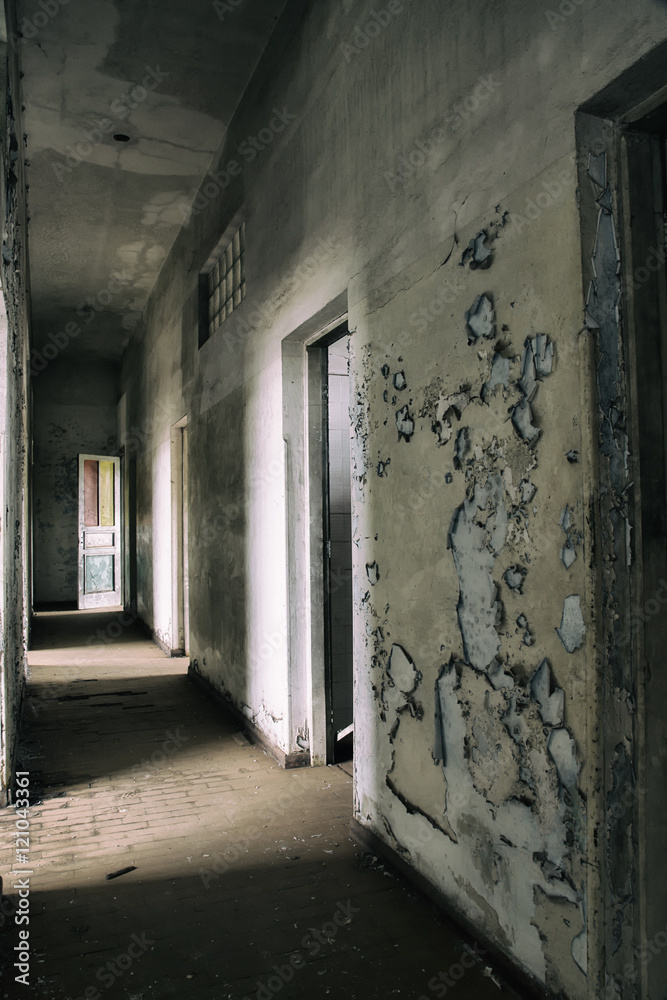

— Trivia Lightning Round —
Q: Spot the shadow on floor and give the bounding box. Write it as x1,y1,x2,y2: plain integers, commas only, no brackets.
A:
0,610,524,1000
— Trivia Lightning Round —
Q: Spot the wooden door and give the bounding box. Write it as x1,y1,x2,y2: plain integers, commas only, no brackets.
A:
78,455,121,609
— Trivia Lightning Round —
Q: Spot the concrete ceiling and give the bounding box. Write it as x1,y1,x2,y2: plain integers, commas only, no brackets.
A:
19,0,287,363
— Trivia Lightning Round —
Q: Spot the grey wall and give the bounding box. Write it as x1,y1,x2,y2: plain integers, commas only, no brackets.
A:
0,1,32,802
32,359,118,605
120,1,667,995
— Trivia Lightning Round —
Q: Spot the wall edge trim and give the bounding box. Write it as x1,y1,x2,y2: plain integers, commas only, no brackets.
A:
187,665,310,769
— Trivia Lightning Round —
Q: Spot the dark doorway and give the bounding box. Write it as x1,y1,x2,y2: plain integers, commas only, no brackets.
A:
622,108,667,999
322,327,353,763
577,70,667,995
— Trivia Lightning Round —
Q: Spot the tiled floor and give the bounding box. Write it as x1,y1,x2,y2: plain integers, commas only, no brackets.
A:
0,611,520,1000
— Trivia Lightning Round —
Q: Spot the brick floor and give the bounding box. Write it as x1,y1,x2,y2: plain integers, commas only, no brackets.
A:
0,611,521,1000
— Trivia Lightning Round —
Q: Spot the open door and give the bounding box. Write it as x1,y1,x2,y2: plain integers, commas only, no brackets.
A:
324,332,353,763
171,419,189,655
77,454,122,609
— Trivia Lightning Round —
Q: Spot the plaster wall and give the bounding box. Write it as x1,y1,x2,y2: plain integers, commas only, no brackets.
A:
121,0,667,993
32,360,118,605
0,0,32,802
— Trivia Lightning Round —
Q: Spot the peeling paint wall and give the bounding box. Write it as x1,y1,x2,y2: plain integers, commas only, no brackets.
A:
352,194,593,993
0,0,31,803
32,360,118,605
118,1,667,994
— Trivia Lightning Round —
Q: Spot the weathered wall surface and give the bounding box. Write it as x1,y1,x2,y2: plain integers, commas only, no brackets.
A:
32,360,118,605
351,182,594,995
0,0,32,803
120,0,667,993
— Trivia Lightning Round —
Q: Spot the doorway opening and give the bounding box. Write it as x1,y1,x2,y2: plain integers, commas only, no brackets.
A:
314,325,353,764
577,56,667,995
619,105,667,1000
171,418,189,657
77,454,121,609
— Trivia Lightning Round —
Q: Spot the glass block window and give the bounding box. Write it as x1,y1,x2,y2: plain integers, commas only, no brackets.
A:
207,223,245,338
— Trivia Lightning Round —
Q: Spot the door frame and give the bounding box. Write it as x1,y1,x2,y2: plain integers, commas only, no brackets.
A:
312,324,352,763
281,294,349,767
77,454,122,609
170,417,189,656
577,47,667,997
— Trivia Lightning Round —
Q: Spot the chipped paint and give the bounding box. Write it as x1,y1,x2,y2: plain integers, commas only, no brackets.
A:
353,192,592,993
481,352,510,401
531,660,564,727
449,475,506,673
465,293,495,343
556,596,586,653
395,405,415,441
511,396,541,445
461,231,493,269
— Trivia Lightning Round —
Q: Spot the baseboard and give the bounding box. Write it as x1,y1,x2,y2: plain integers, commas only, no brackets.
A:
152,631,171,656
187,665,309,769
350,819,552,1000
131,613,185,658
